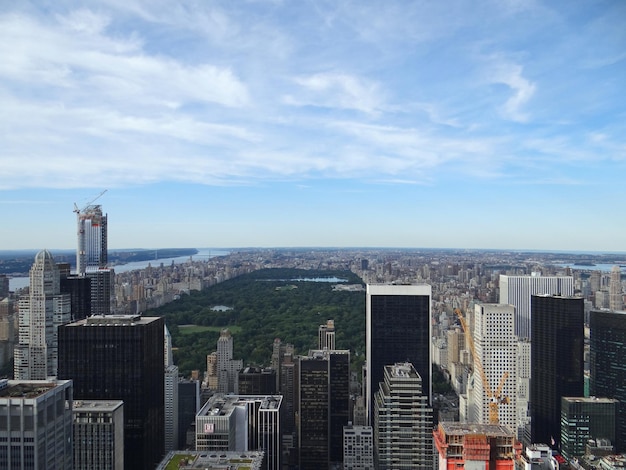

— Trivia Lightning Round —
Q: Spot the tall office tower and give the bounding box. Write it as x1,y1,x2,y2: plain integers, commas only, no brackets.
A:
0,274,9,298
60,274,91,320
73,400,124,470
530,295,584,447
373,362,433,469
238,366,277,395
590,309,626,451
75,204,112,315
206,352,218,389
297,349,350,469
560,397,618,461
318,319,336,350
216,329,243,394
196,394,282,470
470,304,517,431
590,270,602,295
343,424,374,470
177,378,200,449
366,284,432,423
0,297,16,371
58,315,165,470
499,274,573,339
163,325,179,451
14,249,71,380
610,266,623,311
0,378,74,470
433,422,520,470
517,339,531,439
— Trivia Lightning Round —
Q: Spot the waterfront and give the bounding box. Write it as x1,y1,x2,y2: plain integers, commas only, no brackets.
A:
8,248,229,291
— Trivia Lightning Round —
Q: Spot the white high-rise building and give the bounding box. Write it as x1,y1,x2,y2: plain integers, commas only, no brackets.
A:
75,204,113,315
318,319,336,350
609,265,623,311
470,304,517,431
217,329,243,394
499,274,573,339
373,362,433,469
163,325,179,451
14,250,71,380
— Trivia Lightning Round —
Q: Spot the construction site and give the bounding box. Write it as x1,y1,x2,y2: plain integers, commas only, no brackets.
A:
433,422,522,470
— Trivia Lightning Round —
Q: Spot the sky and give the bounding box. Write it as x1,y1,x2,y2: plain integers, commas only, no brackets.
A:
1,0,625,252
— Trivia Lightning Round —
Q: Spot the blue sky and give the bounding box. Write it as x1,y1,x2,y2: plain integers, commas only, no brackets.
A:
1,0,625,251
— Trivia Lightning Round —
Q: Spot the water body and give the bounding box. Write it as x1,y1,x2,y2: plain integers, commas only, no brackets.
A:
260,277,348,283
557,263,626,273
8,248,229,291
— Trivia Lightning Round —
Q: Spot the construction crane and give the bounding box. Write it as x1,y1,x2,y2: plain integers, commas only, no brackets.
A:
74,190,107,275
454,308,509,425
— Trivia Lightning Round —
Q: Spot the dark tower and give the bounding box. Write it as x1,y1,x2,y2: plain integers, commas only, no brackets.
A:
58,315,164,470
366,284,432,422
530,295,584,447
590,309,626,451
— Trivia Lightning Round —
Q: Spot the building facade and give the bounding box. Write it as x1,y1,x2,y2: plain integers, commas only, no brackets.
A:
216,329,243,394
590,309,626,451
609,266,623,311
499,274,574,339
471,303,517,430
530,295,584,447
297,349,350,469
73,400,124,470
58,314,164,470
560,397,618,461
343,424,374,470
195,394,282,470
366,284,432,422
433,422,520,470
0,379,74,470
373,362,433,470
14,249,71,380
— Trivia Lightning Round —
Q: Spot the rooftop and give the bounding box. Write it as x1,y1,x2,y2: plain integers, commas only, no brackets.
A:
65,314,161,327
198,394,283,418
73,400,124,412
0,379,70,399
157,451,263,470
439,422,515,438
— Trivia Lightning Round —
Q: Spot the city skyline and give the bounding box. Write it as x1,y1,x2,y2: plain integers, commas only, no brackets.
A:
1,1,625,251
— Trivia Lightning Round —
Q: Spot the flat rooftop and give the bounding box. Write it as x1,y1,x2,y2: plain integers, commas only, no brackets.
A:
157,451,264,470
73,400,124,412
439,422,515,437
0,380,70,399
65,314,161,327
198,394,282,418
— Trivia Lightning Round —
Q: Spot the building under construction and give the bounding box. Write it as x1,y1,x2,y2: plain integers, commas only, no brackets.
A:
433,422,522,470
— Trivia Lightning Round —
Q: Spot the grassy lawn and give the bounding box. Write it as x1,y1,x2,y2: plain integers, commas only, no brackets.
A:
165,453,195,470
178,325,242,335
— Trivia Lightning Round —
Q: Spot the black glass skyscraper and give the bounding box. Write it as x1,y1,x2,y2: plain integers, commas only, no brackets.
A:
530,295,584,447
366,284,432,422
58,315,164,470
590,309,626,451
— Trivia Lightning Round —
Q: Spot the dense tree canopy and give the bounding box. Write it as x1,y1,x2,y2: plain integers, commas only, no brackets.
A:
149,268,366,376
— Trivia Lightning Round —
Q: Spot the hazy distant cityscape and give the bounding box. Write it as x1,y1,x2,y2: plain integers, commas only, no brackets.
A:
1,203,625,469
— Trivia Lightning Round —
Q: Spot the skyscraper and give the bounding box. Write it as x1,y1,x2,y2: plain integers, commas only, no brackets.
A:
366,284,432,422
530,295,584,447
0,379,74,470
73,399,124,470
610,266,623,311
58,314,165,470
590,309,626,451
499,274,573,339
297,349,350,469
216,329,243,394
470,303,517,431
14,249,71,380
75,204,112,315
373,362,433,469
318,319,336,350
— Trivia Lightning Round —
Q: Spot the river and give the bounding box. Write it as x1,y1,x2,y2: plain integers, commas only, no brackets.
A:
8,248,229,291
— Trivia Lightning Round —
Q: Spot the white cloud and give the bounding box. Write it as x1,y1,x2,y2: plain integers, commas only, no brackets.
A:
288,73,385,115
488,61,536,122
